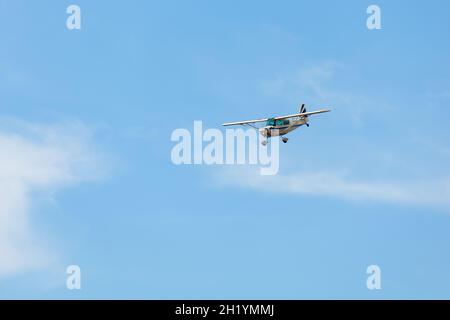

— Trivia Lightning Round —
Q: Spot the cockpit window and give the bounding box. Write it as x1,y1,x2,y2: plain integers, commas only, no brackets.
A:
267,118,289,126
276,120,289,126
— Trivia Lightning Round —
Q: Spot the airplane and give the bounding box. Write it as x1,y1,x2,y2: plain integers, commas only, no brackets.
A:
222,104,331,145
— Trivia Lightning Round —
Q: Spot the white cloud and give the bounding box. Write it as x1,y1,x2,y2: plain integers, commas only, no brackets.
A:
215,167,450,208
0,119,105,278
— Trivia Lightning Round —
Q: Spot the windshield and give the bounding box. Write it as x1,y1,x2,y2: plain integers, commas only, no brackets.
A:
277,120,289,126
267,119,289,126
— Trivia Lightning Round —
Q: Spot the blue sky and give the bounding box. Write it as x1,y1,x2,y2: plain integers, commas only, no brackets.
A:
1,0,450,299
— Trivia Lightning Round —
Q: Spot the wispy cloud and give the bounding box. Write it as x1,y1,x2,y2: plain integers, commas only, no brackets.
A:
215,167,450,208
0,118,106,278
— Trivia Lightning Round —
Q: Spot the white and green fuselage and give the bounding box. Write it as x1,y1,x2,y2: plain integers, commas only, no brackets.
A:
259,116,308,137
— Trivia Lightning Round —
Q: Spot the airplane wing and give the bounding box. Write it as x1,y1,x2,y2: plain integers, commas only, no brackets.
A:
273,109,331,121
222,118,269,127
222,109,331,126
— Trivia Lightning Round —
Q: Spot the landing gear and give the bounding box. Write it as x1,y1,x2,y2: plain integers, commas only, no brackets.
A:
282,137,289,143
261,140,268,146
306,123,310,127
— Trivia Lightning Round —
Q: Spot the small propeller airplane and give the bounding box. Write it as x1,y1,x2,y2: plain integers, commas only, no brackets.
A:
222,104,331,145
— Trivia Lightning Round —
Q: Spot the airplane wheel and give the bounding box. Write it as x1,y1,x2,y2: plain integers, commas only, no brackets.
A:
282,137,288,143
261,140,268,146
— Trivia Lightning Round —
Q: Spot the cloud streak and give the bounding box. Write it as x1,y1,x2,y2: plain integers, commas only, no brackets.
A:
216,167,450,208
0,119,106,278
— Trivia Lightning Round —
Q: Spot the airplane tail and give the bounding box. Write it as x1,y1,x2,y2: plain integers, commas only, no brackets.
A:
300,104,310,126
299,104,307,115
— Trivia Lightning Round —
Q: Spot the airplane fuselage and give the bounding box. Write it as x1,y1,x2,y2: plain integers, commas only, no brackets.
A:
259,117,308,137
